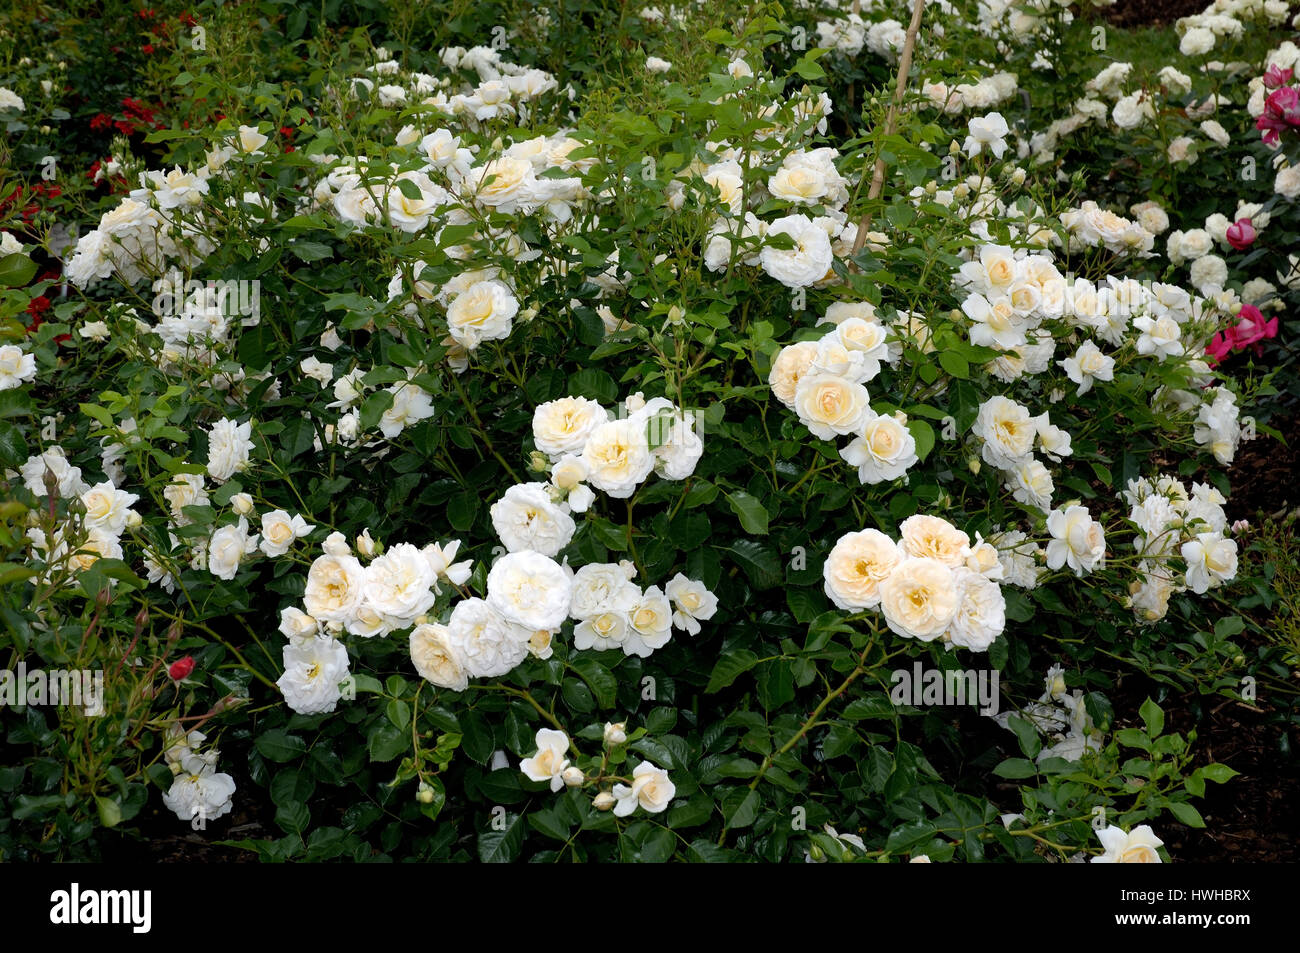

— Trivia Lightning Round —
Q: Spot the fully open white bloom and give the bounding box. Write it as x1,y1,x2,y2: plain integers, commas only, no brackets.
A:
490,482,576,557
760,214,833,288
304,552,367,625
574,610,632,651
664,573,718,635
899,515,972,568
80,481,139,536
879,558,960,642
533,397,608,459
0,345,37,391
277,634,351,715
163,761,236,824
423,539,474,591
1059,341,1114,395
521,728,571,792
612,761,675,816
1181,532,1237,594
447,597,530,678
364,542,438,626
840,410,917,484
486,550,572,631
965,112,1009,158
380,382,436,439
945,568,1006,652
625,585,673,656
410,622,469,691
206,418,254,482
793,373,871,440
446,278,518,349
582,418,654,498
647,408,704,481
768,341,820,409
1046,505,1106,576
259,510,315,557
570,562,640,619
1092,825,1163,863
1133,313,1184,361
823,529,903,610
207,517,259,580
974,396,1036,469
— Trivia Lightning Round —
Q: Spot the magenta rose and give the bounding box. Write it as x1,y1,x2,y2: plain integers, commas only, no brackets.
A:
1263,65,1294,90
1225,218,1256,250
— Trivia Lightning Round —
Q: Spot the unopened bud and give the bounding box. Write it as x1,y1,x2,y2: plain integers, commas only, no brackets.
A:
667,304,686,325
561,766,584,787
356,528,377,557
125,510,143,529
230,492,254,516
417,783,435,804
528,450,550,472
593,791,616,811
604,722,627,746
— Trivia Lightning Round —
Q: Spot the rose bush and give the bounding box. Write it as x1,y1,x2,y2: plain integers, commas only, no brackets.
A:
1,0,1292,863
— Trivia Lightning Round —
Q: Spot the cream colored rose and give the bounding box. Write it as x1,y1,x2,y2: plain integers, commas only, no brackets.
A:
581,418,654,498
468,157,538,211
303,552,367,625
898,515,971,568
793,373,871,440
769,341,819,408
446,279,518,349
840,412,918,484
769,165,828,204
533,397,608,457
878,557,959,641
410,622,469,691
823,529,903,610
80,481,139,536
974,396,1036,469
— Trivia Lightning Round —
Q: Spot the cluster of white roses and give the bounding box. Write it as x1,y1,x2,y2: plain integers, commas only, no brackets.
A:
922,73,1019,115
17,446,141,586
1121,474,1240,622
160,727,237,824
519,726,676,817
65,125,271,289
823,515,1008,652
569,562,717,657
1177,0,1295,57
768,301,920,485
1058,201,1157,258
972,395,1070,512
996,663,1104,763
532,391,703,500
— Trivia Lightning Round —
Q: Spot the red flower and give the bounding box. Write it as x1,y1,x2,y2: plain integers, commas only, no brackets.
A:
168,655,196,680
1263,65,1293,90
142,44,155,55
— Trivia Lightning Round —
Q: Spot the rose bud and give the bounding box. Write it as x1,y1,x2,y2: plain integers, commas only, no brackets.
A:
168,655,195,681
1225,218,1256,250
593,791,616,811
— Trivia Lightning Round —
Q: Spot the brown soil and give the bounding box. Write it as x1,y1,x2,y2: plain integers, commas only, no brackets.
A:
1101,0,1212,28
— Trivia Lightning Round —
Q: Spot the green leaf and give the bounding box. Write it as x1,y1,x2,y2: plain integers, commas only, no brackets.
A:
726,490,769,535
367,721,407,762
570,657,617,709
907,418,936,462
705,649,760,693
0,421,27,469
1139,698,1165,738
1200,763,1239,784
992,758,1038,779
726,539,783,589
938,350,969,379
1167,801,1205,828
254,729,307,762
478,813,526,862
0,254,38,288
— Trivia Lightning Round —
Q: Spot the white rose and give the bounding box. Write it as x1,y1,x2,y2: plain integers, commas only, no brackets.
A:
841,412,918,484
974,396,1036,469
206,417,254,482
898,515,971,568
79,481,139,536
823,529,903,610
520,728,571,792
581,418,654,499
364,542,438,626
1045,505,1106,576
534,397,609,457
0,345,37,390
612,762,675,816
277,634,350,715
410,622,469,691
624,585,674,657
446,279,518,349
759,214,833,288
1092,825,1163,863
768,341,820,408
664,573,718,635
945,568,1006,652
446,596,530,678
207,517,258,580
793,373,871,440
878,558,960,641
490,482,576,557
304,552,367,624
259,510,314,557
486,550,572,631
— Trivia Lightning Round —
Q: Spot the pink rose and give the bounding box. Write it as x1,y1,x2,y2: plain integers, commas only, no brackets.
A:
1264,65,1294,90
1205,330,1236,364
1230,305,1278,349
1225,218,1256,250
1257,86,1300,145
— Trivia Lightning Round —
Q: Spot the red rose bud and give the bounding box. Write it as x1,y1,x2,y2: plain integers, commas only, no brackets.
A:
168,655,195,680
1225,218,1256,251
